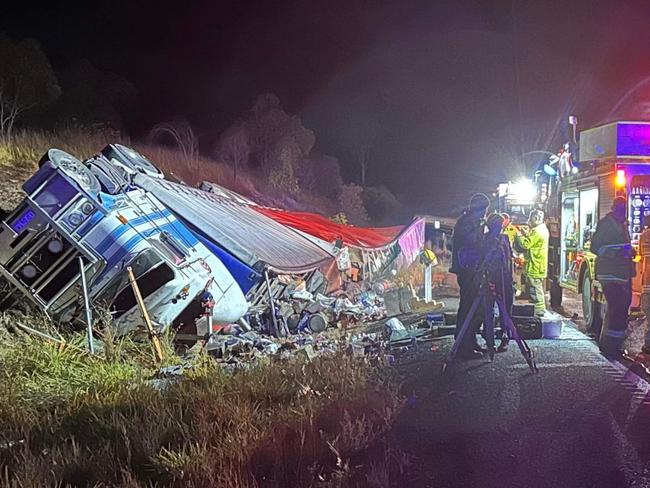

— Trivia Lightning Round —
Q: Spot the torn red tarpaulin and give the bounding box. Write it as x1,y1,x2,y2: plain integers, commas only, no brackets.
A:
255,207,406,248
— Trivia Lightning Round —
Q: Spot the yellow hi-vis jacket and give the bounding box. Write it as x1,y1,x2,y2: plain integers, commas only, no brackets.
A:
515,223,549,279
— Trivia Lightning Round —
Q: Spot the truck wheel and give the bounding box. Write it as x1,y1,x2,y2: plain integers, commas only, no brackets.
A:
582,274,603,334
550,278,562,307
44,149,101,195
101,144,164,179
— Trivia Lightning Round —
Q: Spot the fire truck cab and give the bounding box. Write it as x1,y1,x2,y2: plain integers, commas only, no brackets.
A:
548,121,650,329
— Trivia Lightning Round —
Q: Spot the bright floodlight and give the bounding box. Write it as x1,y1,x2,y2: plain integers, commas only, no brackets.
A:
510,178,536,202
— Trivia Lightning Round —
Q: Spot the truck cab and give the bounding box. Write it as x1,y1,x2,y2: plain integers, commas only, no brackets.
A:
0,146,248,335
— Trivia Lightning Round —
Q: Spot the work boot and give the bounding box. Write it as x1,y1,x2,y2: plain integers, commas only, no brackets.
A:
458,349,484,360
473,343,487,354
599,343,626,360
497,337,509,353
599,330,626,360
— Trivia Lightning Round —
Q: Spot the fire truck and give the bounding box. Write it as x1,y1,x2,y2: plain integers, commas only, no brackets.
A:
547,121,650,330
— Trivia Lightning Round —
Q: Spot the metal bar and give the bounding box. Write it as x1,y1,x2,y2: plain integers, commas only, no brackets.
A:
45,270,85,308
174,333,207,342
0,265,46,309
238,317,252,332
127,266,164,362
264,268,280,337
33,250,79,294
30,246,77,290
424,264,432,303
14,321,65,344
7,231,53,273
79,256,94,354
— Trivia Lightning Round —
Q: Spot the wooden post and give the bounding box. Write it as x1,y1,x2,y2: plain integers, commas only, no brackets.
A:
127,266,164,362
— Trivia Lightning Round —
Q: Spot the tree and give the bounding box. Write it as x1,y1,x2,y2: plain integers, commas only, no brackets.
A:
339,183,369,226
52,59,137,131
215,125,250,181
148,119,199,169
363,185,401,225
338,93,387,187
0,36,61,141
245,93,315,174
296,153,343,198
354,122,377,188
268,136,300,193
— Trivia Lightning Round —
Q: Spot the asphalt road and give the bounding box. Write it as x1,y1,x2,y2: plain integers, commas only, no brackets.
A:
391,302,650,488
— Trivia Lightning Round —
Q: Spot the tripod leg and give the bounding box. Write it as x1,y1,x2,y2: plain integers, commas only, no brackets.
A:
445,294,482,368
483,293,496,361
496,298,538,373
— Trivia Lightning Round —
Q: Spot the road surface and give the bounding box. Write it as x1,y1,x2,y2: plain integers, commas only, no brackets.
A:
391,301,650,487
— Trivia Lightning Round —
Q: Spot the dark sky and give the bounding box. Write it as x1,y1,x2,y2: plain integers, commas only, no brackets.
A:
3,0,650,215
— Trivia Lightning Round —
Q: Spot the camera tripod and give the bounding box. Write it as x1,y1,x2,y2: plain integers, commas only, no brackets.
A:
443,269,539,374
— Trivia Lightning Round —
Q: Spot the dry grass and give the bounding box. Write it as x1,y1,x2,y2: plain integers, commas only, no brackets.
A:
0,129,339,216
0,313,403,487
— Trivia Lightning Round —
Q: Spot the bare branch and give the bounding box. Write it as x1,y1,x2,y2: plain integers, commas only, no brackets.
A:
148,120,199,169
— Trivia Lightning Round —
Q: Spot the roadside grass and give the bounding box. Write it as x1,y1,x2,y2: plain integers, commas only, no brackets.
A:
0,130,338,216
0,314,404,487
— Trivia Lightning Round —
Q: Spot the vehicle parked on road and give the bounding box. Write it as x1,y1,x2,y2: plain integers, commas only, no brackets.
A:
546,121,650,330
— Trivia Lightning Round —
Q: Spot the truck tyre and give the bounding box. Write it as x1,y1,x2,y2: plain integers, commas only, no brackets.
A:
101,144,164,179
42,149,101,196
582,273,604,334
550,278,562,307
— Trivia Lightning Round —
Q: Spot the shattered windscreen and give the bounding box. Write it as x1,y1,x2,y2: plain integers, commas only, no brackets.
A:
94,249,166,309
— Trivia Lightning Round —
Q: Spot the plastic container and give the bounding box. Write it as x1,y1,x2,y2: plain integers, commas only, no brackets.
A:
426,313,444,327
542,319,563,339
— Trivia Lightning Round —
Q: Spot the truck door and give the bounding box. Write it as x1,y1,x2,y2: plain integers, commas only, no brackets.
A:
560,191,579,285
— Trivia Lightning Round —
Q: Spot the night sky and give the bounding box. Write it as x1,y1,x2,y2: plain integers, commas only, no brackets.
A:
3,0,650,215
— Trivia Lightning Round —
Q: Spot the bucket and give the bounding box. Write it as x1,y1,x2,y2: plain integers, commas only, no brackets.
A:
542,319,563,339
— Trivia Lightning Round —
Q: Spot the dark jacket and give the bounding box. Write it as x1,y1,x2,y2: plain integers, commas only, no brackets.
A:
450,210,484,275
482,233,514,307
591,212,635,281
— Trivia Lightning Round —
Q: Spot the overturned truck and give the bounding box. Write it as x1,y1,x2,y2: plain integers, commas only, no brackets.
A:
0,144,425,340
0,145,248,334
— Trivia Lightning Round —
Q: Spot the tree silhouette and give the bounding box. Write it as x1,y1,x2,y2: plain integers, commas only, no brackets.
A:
0,36,60,141
53,59,137,131
245,93,315,174
215,124,251,181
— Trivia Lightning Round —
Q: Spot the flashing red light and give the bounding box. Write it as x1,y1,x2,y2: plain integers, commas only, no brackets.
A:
615,169,626,188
